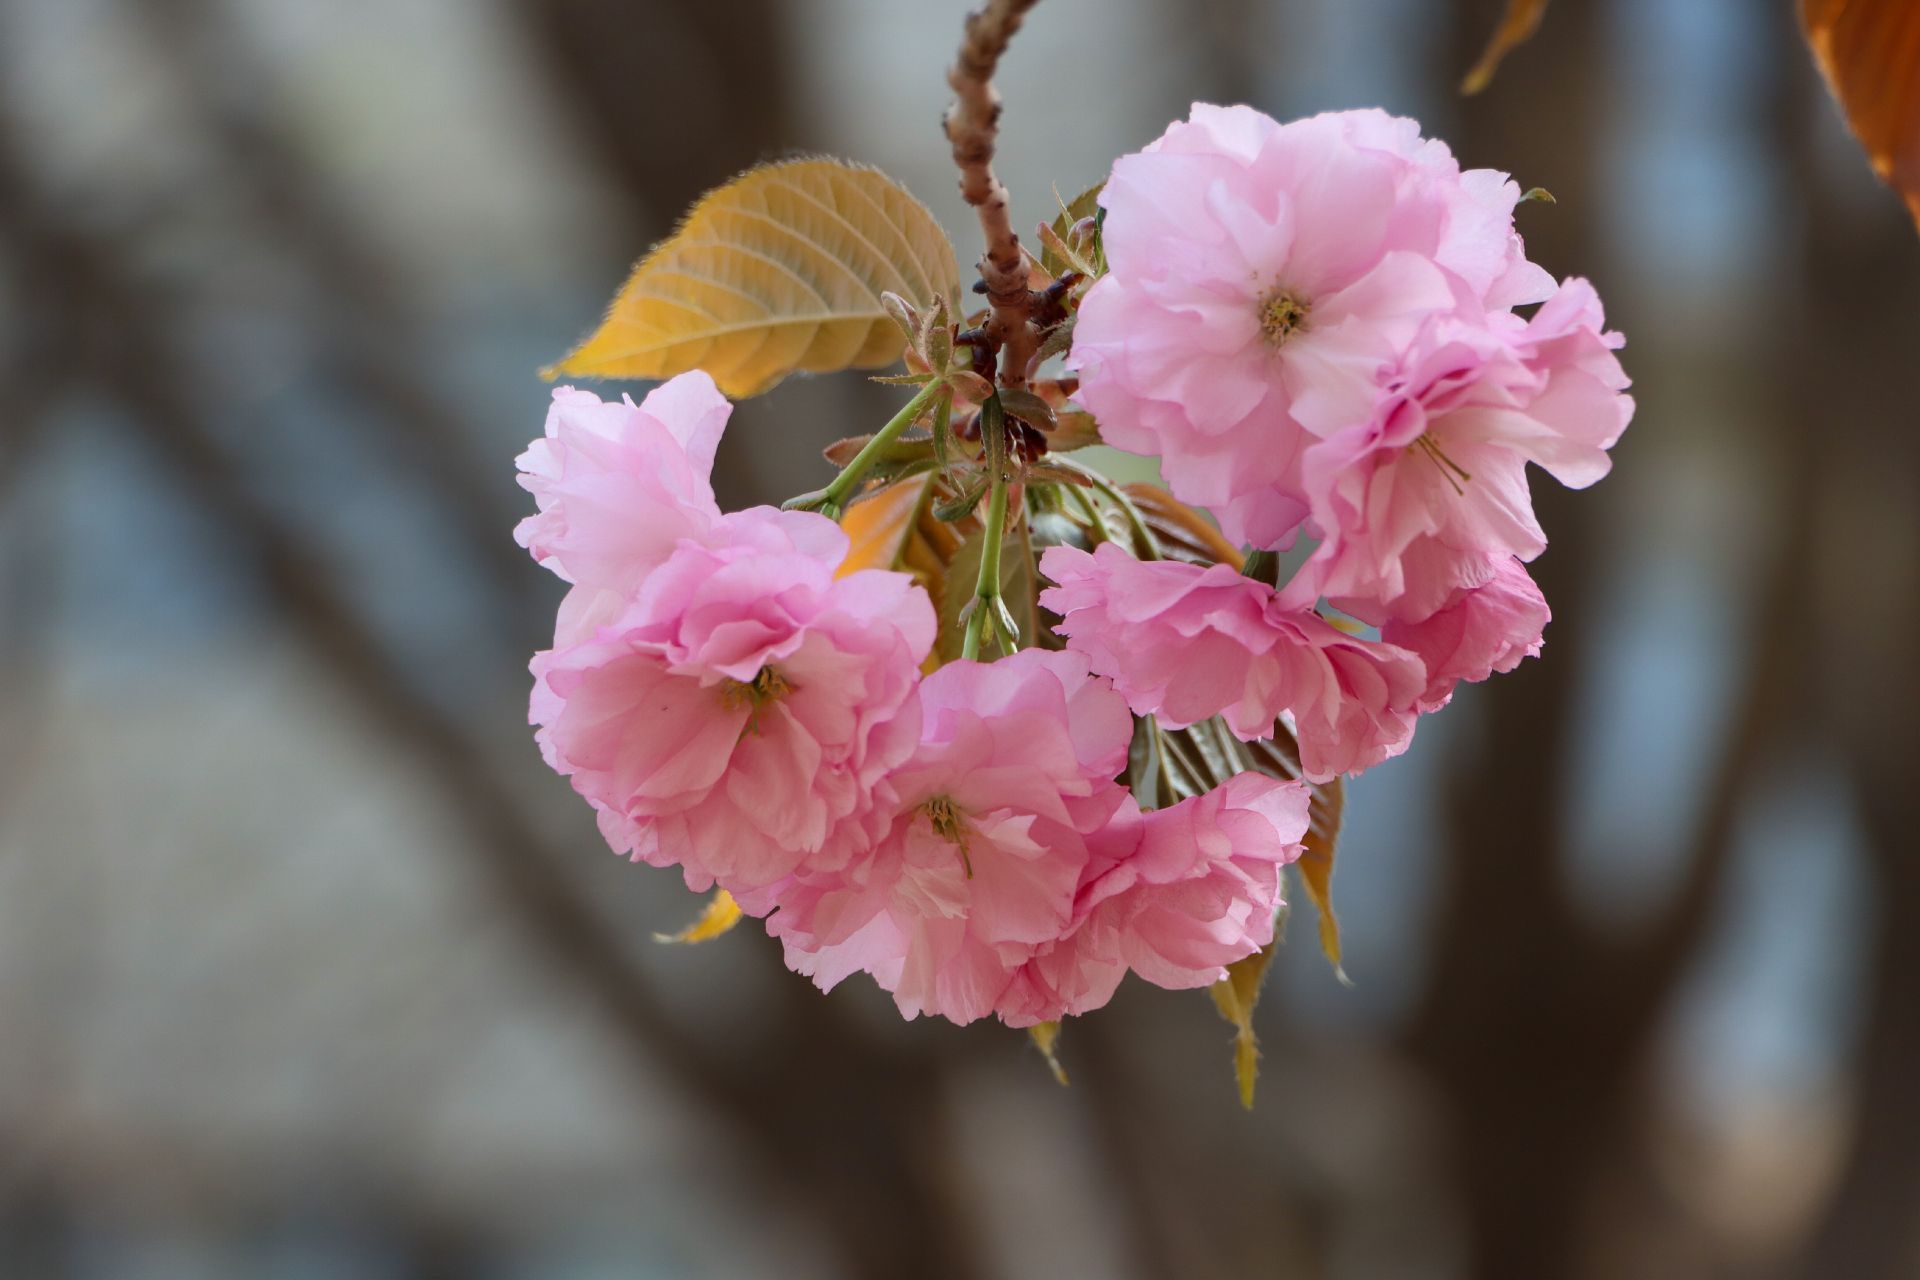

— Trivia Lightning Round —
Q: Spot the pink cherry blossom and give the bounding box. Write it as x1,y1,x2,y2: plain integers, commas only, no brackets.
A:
1002,773,1311,1024
1284,278,1632,621
1069,105,1554,549
1381,554,1549,712
770,649,1137,1025
515,374,730,596
530,506,934,902
1039,542,1425,782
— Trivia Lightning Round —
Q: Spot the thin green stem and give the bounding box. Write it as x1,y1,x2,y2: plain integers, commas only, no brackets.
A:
1063,481,1113,546
1048,456,1160,560
1241,548,1279,586
962,396,1014,661
792,379,945,518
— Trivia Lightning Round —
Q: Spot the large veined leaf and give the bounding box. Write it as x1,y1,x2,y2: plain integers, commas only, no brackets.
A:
1803,0,1920,230
547,159,961,397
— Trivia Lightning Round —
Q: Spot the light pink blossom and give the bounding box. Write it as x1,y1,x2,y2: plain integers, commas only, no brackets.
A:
1002,773,1311,1024
515,375,730,596
1039,543,1425,782
1285,279,1632,620
1069,105,1554,549
1380,554,1549,711
530,507,934,902
770,649,1137,1025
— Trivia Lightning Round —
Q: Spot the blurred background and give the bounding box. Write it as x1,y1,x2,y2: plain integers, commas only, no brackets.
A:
2,0,1916,1276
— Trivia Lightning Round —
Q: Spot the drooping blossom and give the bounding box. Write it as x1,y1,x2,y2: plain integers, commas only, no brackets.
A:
1284,279,1632,621
1069,105,1555,550
1001,773,1311,1024
1039,542,1425,782
1380,554,1549,712
770,649,1139,1024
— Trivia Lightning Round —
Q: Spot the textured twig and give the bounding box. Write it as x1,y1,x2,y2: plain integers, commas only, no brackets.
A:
944,0,1042,387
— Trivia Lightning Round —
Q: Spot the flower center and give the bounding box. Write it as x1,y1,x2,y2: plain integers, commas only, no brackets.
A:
921,794,974,879
1411,432,1473,495
1258,291,1310,346
718,665,792,731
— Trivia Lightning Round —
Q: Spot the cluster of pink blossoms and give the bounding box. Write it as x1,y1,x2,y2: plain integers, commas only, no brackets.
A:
521,104,1630,1030
1050,105,1631,774
520,374,1311,1026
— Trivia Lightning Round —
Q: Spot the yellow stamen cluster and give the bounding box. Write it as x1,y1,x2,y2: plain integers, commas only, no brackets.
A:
1258,291,1310,346
922,794,974,878
719,665,792,731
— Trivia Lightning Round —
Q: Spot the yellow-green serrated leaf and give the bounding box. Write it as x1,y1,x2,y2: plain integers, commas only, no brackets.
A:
547,158,961,397
653,889,743,944
1209,943,1277,1109
1028,1021,1070,1086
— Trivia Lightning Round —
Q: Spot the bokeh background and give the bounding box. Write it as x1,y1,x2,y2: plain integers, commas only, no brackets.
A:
2,0,1916,1277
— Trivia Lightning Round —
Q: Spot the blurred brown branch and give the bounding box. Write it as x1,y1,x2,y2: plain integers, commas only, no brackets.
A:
127,0,537,639
0,10,1000,1274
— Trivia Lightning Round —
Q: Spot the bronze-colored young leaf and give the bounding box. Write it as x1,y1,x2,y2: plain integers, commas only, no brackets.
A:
1045,410,1101,453
547,159,961,396
1208,942,1277,1109
1040,182,1106,279
1803,0,1920,230
1122,483,1244,569
1461,0,1550,95
837,474,972,665
652,889,743,944
996,386,1058,432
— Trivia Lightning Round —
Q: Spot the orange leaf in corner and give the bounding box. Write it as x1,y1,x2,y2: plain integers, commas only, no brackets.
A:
1461,0,1550,95
1803,0,1920,230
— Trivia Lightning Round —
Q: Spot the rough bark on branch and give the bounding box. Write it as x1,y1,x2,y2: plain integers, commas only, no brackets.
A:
944,0,1043,387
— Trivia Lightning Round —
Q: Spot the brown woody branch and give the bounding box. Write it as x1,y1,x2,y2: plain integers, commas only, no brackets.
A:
944,0,1043,388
